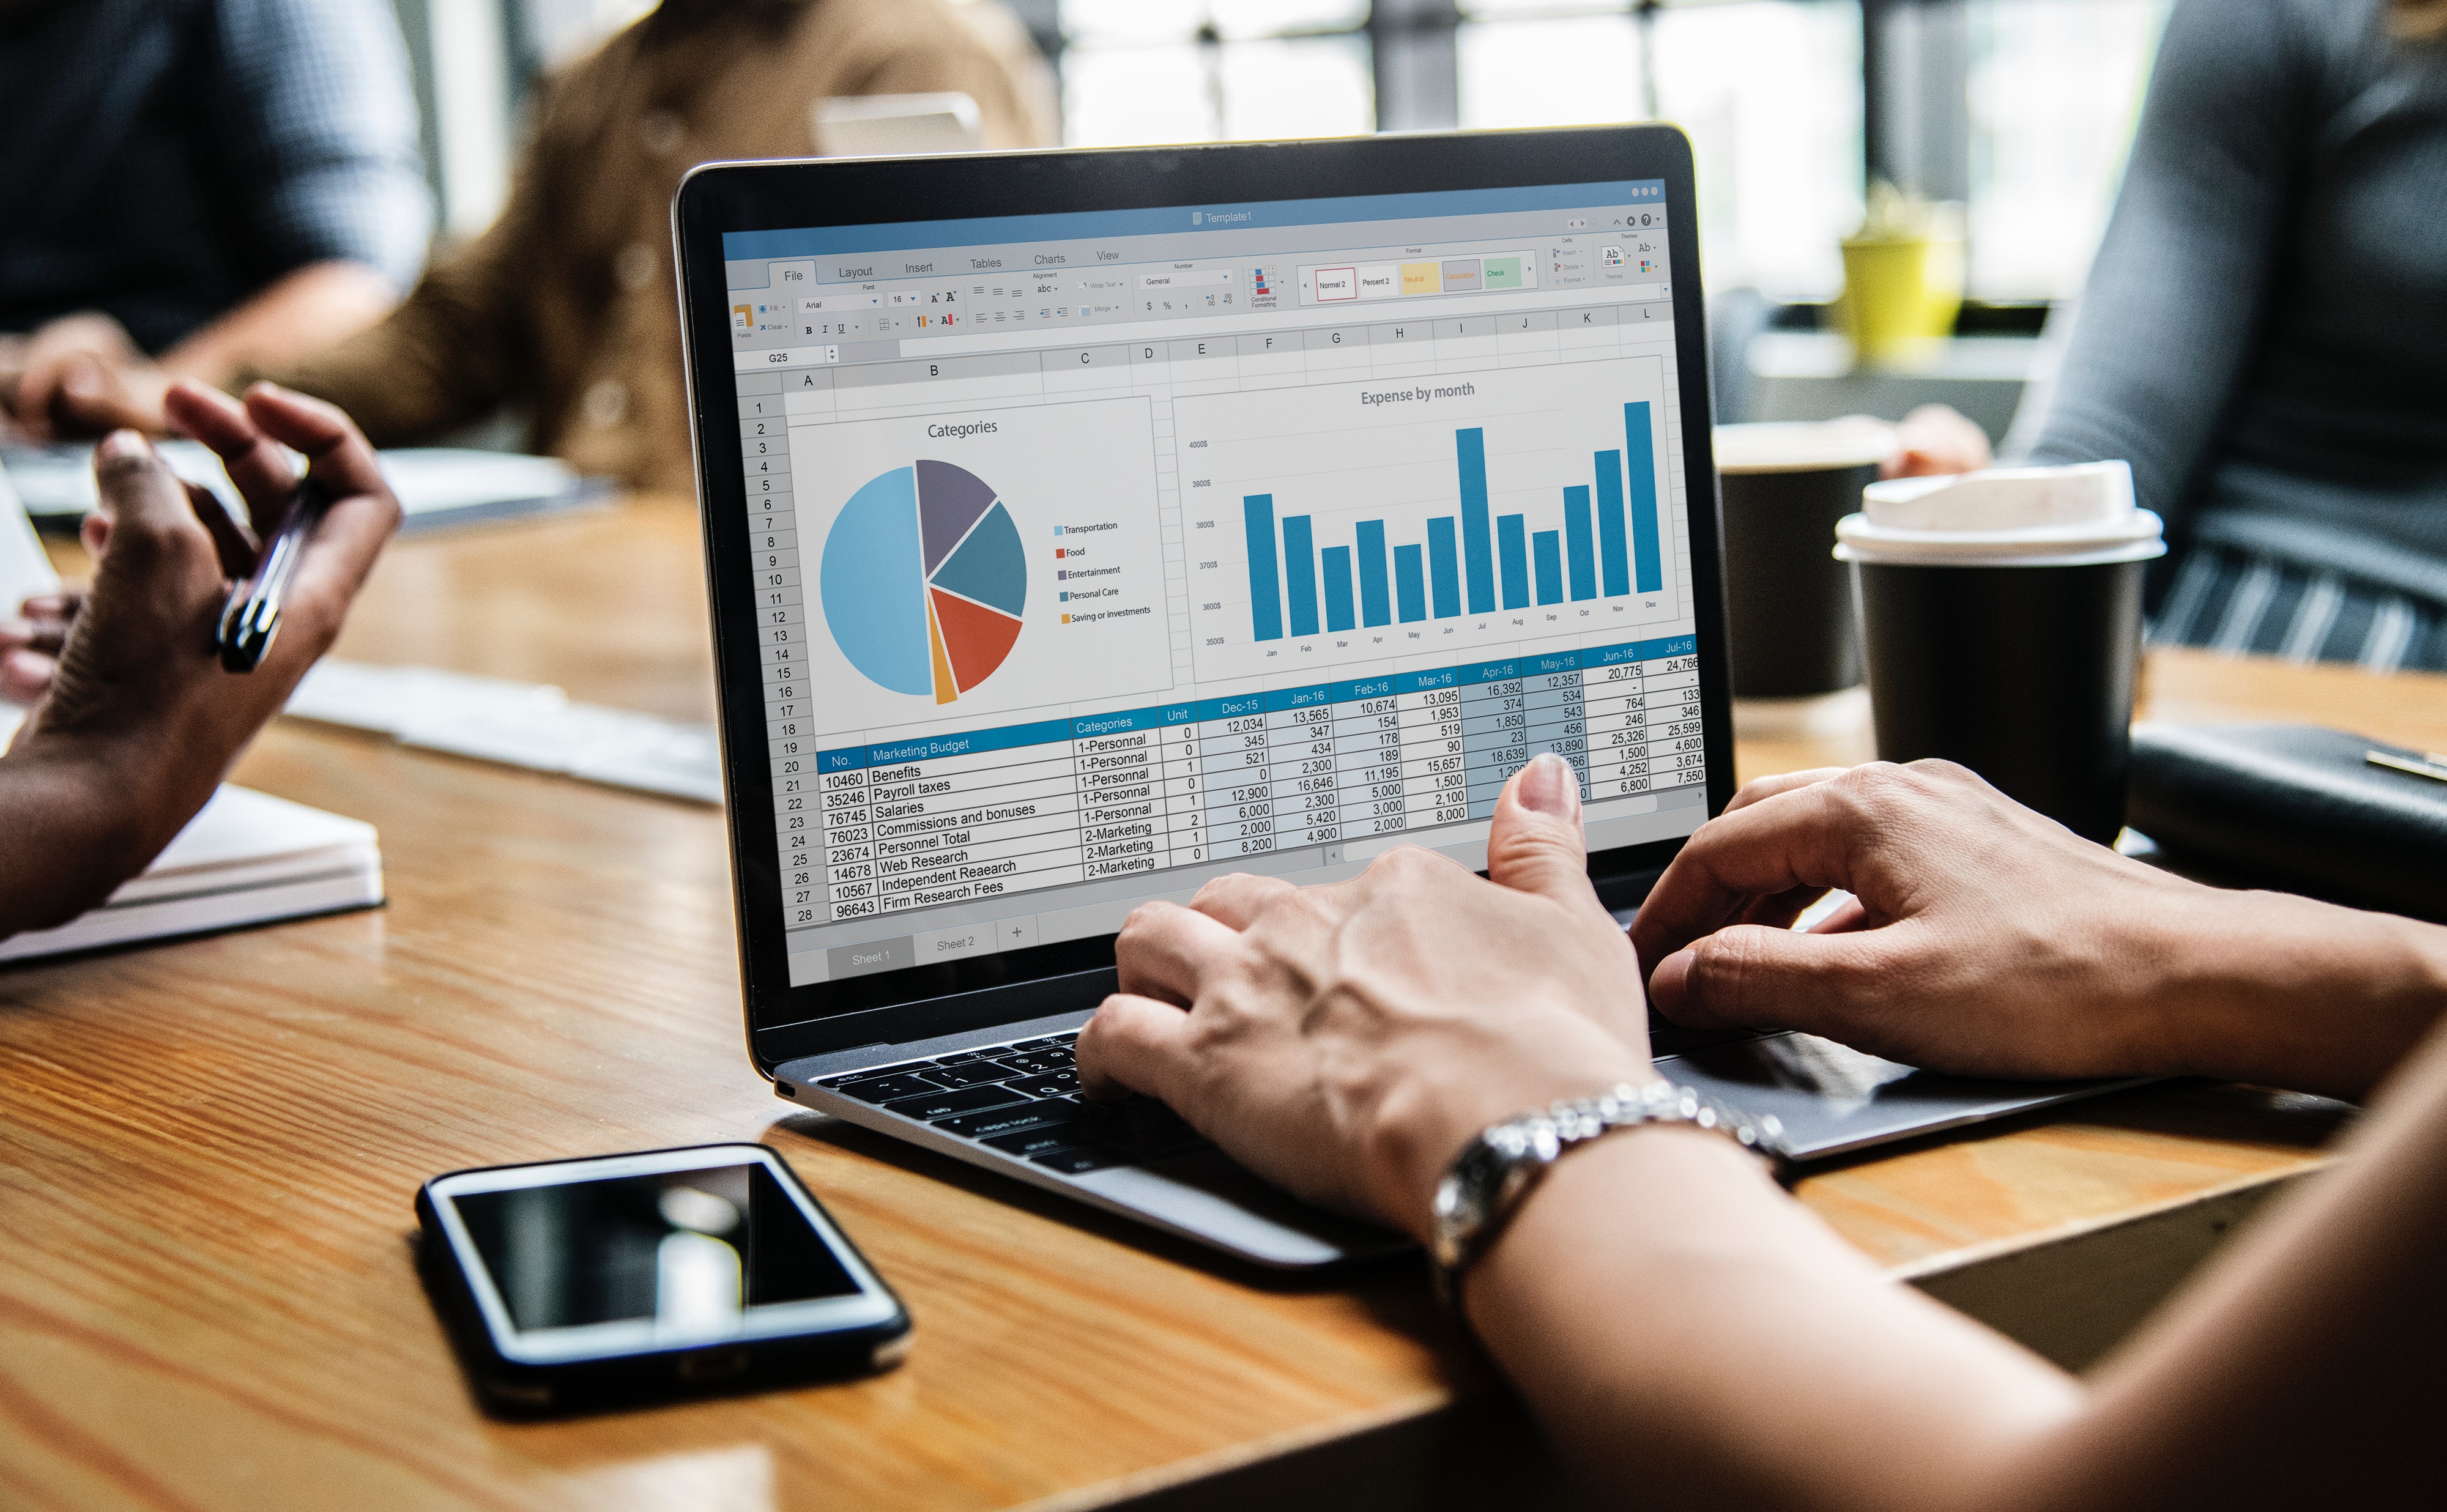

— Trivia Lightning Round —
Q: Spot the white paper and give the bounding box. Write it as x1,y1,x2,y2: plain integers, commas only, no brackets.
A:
1,442,586,523
374,448,579,517
0,453,60,619
283,658,722,806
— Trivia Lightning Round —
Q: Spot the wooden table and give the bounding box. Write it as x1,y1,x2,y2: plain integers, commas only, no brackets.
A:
0,496,2400,1510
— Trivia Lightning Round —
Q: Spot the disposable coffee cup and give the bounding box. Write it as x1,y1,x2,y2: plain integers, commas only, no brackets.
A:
1715,422,1896,728
1836,462,2164,843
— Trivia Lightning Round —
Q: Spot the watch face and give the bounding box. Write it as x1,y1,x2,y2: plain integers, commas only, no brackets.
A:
1431,1136,1509,1267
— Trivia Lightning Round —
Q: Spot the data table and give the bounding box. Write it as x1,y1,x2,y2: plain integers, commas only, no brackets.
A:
802,636,1701,925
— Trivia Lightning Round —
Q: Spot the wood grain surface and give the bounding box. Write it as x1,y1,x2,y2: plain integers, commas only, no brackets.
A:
0,498,2386,1510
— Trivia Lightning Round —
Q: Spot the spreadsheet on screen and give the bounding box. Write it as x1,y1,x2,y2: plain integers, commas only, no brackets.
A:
718,180,1705,989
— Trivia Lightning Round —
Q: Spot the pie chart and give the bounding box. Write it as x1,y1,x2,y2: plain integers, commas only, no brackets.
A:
819,460,1027,703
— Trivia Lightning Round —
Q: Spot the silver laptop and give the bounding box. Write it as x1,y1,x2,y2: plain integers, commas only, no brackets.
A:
672,127,2139,1270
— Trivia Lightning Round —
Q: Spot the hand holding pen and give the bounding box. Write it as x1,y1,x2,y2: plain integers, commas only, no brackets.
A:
4,380,400,917
4,380,396,725
215,478,332,673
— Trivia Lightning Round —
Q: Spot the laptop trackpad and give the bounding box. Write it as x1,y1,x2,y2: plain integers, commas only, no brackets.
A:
1660,1031,2148,1162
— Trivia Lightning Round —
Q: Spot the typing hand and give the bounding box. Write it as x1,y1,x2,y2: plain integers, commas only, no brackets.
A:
1,313,173,441
1880,402,1992,479
19,380,398,883
1633,762,2444,1099
1077,754,1655,1239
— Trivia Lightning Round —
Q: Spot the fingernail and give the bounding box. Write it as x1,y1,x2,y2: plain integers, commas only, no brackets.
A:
1520,752,1580,818
95,429,149,461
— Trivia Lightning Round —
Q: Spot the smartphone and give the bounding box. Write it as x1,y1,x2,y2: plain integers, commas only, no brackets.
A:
416,1143,910,1417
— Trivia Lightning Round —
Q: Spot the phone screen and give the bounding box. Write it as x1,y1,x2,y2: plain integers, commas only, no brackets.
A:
448,1158,863,1340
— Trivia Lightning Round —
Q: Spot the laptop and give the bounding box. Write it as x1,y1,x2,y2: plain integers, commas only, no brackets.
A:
671,126,2141,1270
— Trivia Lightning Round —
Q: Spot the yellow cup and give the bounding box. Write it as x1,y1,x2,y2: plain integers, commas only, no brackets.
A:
1835,234,1964,365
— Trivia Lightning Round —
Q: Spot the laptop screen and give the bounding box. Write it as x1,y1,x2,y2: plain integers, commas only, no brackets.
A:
713,176,1708,998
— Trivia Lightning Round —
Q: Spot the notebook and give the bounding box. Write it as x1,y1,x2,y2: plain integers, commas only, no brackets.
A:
0,782,385,963
2128,721,2447,921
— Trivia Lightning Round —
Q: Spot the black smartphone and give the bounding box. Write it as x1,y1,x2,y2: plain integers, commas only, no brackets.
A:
416,1143,910,1418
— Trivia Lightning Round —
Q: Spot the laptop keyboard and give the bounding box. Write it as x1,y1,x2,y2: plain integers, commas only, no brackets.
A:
813,1032,1212,1175
816,1020,1764,1172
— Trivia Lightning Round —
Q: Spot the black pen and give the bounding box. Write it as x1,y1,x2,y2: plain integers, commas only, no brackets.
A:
215,478,332,673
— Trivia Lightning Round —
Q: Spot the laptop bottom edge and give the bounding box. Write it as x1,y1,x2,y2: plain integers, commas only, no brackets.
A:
776,1020,2152,1270
790,1090,1408,1270
1660,1031,2158,1162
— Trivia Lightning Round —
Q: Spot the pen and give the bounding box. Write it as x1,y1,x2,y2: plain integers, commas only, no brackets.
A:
215,478,331,674
2367,750,2447,785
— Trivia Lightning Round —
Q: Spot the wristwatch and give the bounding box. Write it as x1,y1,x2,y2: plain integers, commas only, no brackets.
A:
1428,1080,1786,1306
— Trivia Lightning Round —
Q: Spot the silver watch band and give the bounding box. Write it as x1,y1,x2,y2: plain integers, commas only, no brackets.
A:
1428,1081,1785,1306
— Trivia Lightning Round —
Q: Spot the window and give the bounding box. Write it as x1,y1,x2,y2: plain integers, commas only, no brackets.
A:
1458,2,1864,298
418,1,2170,310
1054,0,1867,297
1058,0,1376,146
1966,0,2170,297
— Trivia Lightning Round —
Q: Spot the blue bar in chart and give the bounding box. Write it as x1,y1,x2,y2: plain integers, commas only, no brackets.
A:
1428,516,1461,618
1321,546,1355,632
1625,402,1663,594
1497,513,1529,610
1562,485,1596,601
1283,514,1320,637
1594,450,1630,598
1355,520,1391,628
1394,543,1427,623
1429,511,1458,619
1244,494,1282,642
1458,429,1496,614
1532,530,1564,606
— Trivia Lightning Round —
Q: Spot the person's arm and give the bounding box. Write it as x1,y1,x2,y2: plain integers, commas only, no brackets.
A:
261,204,538,450
1078,755,2447,1510
0,381,399,934
1467,981,2447,1512
159,263,401,393
2027,0,2308,529
4,264,399,440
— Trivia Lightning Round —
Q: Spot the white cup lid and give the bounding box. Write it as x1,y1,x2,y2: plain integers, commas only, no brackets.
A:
1835,461,2166,566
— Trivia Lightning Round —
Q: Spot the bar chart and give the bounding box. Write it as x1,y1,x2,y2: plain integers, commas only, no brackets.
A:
1175,358,1680,682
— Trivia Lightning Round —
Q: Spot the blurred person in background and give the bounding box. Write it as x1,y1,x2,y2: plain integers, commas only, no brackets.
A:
0,0,429,441
261,0,1054,495
2028,0,2447,670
